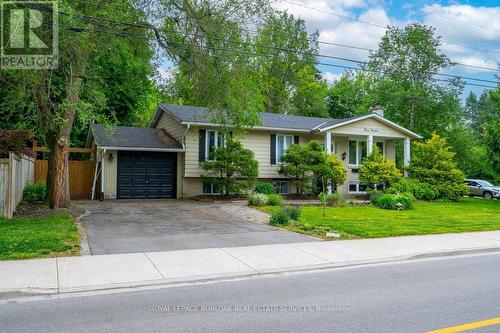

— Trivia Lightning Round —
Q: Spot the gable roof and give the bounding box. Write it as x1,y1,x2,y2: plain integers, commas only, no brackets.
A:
89,124,184,151
152,103,422,138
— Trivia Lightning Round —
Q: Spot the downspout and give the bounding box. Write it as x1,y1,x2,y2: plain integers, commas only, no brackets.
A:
181,124,190,149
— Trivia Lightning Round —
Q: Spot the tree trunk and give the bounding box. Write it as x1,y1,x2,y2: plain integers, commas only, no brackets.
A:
46,137,70,208
45,60,86,208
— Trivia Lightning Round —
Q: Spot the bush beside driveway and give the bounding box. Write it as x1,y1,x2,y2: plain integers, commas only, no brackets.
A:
0,213,80,260
259,198,500,239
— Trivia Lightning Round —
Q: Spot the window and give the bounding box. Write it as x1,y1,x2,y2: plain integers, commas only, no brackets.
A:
348,140,367,166
375,141,384,155
348,182,367,193
276,135,294,163
202,181,221,195
273,180,289,194
206,130,226,161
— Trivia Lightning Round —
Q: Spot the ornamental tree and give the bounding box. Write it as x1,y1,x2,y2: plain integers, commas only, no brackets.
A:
359,146,402,190
408,133,468,200
314,154,347,192
279,141,324,194
201,137,258,196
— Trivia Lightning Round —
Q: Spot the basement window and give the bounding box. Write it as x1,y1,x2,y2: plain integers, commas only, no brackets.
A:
202,181,221,195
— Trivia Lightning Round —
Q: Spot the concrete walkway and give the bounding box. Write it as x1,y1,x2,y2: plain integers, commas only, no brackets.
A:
2,231,500,296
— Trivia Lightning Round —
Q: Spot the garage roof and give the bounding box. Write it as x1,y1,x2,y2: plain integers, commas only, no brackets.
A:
89,124,183,150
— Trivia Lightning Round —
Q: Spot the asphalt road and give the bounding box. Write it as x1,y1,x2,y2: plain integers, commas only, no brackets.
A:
1,253,500,333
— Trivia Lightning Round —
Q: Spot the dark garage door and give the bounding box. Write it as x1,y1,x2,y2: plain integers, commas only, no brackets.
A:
117,151,177,199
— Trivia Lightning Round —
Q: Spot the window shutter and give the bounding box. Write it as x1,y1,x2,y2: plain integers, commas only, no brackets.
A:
294,135,299,145
270,134,276,165
199,129,206,162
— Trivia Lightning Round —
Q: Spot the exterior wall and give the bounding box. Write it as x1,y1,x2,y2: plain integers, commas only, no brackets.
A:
155,112,187,142
103,150,117,199
102,150,184,199
181,177,299,198
184,127,317,178
329,117,409,138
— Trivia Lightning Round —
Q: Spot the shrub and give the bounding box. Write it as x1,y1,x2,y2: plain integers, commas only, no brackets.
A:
267,194,284,206
375,194,397,210
359,146,402,190
368,190,384,205
397,194,414,210
373,193,414,210
254,182,276,195
281,205,301,220
269,209,290,225
408,134,468,201
248,193,268,206
327,192,345,206
201,137,259,196
22,182,46,203
387,179,437,201
420,187,437,201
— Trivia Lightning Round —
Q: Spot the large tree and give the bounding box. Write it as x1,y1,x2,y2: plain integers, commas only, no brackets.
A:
0,1,156,208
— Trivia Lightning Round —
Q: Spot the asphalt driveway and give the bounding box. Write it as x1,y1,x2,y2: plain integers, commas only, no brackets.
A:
72,200,316,255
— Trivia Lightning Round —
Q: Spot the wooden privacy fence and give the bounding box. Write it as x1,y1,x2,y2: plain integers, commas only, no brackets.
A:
0,153,35,219
34,160,96,200
33,142,96,200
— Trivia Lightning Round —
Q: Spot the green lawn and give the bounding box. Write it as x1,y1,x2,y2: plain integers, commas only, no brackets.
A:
259,198,500,239
0,213,80,260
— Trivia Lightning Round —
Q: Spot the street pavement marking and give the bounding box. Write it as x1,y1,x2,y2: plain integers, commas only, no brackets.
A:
425,317,500,333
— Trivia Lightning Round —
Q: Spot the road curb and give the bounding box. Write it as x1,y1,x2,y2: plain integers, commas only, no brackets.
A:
3,246,500,302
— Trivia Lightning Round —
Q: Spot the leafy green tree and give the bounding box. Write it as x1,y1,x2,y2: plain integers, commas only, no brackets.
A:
1,1,157,208
314,154,347,192
253,12,326,117
359,146,402,190
326,72,375,119
366,23,463,137
408,134,468,200
483,116,500,182
147,0,270,128
201,137,258,196
279,141,324,194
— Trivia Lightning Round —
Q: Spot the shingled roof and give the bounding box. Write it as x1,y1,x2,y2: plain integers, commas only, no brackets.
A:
89,124,183,150
157,103,353,131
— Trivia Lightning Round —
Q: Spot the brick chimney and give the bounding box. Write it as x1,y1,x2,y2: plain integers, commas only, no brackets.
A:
372,105,384,117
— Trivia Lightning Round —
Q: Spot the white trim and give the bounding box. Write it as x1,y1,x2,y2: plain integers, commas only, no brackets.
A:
98,146,185,152
348,139,367,167
317,114,422,139
202,181,221,195
273,180,290,194
348,181,367,194
276,134,294,164
205,130,226,162
375,140,385,156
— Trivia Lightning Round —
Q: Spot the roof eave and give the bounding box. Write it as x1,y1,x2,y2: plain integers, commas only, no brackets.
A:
317,114,422,139
97,146,185,152
180,121,312,133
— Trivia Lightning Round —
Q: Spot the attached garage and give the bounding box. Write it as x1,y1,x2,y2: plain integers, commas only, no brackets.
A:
87,124,185,200
117,151,177,199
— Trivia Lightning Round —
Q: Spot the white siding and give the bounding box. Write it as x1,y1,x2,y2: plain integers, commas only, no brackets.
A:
330,117,410,138
103,150,117,199
155,112,186,142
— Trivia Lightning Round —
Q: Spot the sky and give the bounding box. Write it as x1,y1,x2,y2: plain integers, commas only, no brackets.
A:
274,0,500,98
160,0,500,100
